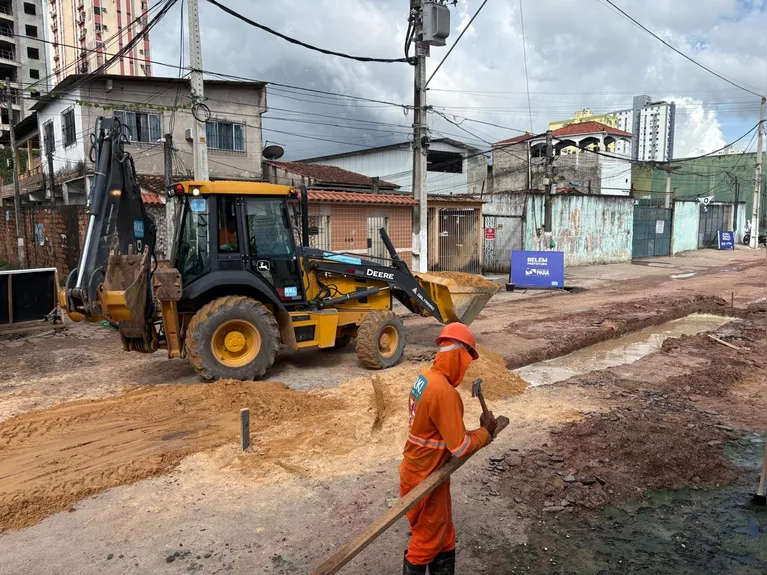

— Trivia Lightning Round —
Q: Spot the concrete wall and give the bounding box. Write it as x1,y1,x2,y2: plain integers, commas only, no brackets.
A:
13,0,47,115
524,194,633,266
492,141,631,195
671,200,699,254
482,190,527,217
37,78,266,182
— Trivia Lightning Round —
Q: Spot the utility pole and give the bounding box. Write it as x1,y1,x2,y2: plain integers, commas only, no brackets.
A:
750,96,765,249
187,0,208,181
163,133,175,260
6,78,24,267
544,129,553,234
411,0,428,273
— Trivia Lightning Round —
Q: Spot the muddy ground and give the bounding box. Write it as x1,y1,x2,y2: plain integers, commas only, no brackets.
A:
0,249,765,574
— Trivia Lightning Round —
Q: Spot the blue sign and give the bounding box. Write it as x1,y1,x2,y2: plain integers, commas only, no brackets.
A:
717,230,735,250
283,286,298,298
133,220,144,238
190,198,207,212
511,251,565,289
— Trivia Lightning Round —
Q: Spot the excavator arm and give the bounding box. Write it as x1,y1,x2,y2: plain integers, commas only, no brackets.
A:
62,117,159,350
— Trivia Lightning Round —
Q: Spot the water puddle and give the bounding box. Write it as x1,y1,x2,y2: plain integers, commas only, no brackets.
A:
515,313,737,387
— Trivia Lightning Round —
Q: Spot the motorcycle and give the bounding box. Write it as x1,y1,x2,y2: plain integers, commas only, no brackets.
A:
742,223,766,246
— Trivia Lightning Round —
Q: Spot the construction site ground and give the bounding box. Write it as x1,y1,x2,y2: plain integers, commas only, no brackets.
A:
1,248,765,574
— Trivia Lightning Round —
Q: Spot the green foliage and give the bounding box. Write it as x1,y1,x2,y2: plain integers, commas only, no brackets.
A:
0,147,28,183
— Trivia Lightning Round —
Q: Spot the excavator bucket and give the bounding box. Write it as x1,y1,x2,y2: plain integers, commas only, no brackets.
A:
99,248,151,328
414,272,499,325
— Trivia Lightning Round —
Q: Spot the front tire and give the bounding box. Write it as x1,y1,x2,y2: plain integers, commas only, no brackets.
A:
355,310,406,369
185,295,280,381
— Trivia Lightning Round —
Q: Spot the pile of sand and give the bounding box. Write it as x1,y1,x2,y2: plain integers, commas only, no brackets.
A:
464,344,529,400
424,271,498,289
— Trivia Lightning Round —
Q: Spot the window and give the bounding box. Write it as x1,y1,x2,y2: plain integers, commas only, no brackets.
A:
114,110,161,143
206,120,245,152
217,197,239,252
62,108,76,147
178,198,210,285
245,198,293,257
27,47,39,60
25,25,37,38
29,68,39,79
94,6,101,14
426,150,463,174
44,120,55,153
95,23,101,32
23,2,35,15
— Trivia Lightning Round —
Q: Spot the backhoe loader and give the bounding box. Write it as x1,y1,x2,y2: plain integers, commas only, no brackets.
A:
62,118,497,380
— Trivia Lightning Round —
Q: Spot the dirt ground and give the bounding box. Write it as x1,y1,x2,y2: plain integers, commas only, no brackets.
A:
0,248,765,574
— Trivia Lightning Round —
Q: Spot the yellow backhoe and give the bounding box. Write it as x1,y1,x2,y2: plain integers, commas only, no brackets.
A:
61,117,497,380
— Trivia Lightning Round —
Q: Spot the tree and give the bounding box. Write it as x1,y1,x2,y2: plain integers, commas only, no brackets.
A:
0,145,28,183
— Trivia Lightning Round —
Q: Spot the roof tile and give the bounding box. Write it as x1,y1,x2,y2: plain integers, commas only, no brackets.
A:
266,161,398,189
308,190,416,205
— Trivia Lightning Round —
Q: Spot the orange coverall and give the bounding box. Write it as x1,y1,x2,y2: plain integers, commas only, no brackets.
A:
399,345,490,565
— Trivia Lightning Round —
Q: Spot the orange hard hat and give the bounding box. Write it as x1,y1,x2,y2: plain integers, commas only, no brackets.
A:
436,322,479,359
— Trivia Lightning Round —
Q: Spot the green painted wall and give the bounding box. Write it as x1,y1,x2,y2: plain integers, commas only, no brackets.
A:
671,201,699,254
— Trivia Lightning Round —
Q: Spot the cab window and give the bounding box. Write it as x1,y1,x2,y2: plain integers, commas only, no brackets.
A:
217,196,239,252
178,197,210,284
244,198,293,257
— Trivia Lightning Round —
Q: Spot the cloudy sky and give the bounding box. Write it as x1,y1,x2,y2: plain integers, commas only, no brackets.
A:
149,0,767,161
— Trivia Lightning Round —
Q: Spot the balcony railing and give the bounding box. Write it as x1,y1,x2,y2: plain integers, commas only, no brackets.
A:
0,48,15,61
0,6,10,16
0,28,11,38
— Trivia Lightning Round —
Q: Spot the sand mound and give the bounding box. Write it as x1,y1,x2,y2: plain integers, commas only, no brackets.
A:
425,271,498,288
465,344,528,400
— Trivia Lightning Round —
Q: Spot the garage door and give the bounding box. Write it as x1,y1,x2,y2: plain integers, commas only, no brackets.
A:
698,204,732,248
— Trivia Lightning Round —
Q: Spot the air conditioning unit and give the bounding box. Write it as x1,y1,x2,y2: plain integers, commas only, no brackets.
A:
185,128,193,142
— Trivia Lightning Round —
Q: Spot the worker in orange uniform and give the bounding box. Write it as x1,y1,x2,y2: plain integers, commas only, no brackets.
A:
400,323,497,575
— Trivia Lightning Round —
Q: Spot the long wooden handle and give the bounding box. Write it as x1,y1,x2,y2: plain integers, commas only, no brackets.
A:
311,416,510,575
477,392,490,416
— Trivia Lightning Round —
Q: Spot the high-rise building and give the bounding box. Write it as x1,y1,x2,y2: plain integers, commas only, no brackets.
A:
48,0,152,85
0,0,47,129
549,95,677,162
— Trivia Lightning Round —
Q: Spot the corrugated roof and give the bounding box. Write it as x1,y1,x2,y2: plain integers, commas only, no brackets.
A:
266,161,398,189
496,122,632,145
308,190,417,205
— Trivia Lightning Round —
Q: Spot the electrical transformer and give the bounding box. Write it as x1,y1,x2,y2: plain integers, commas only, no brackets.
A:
421,1,450,46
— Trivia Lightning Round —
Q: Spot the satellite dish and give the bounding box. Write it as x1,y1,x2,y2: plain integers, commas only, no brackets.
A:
263,144,285,160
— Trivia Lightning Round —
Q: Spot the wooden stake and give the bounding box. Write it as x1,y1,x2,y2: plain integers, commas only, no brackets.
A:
311,416,510,575
707,334,740,350
240,408,250,451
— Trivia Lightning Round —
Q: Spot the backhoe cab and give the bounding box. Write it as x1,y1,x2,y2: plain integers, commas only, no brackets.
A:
63,117,497,381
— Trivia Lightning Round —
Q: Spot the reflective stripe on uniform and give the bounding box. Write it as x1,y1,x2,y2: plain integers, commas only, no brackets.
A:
407,434,448,450
450,435,471,457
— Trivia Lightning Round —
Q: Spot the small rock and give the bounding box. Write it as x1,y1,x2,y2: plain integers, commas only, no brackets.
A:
535,459,550,468
544,500,554,507
692,476,701,483
543,506,566,513
166,556,176,564
560,499,570,507
481,478,489,485
707,440,722,446
564,474,577,483
386,497,399,508
489,456,505,463
488,490,499,497
107,554,114,560
550,455,564,462
594,475,607,486
687,423,695,428
580,477,596,486
506,455,522,467
513,496,523,504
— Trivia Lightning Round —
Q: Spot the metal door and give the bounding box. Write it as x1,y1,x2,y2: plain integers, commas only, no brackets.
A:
367,215,389,261
437,209,480,273
632,205,671,258
482,215,523,273
698,204,731,248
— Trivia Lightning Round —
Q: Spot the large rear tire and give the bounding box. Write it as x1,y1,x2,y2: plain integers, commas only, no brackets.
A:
186,295,280,381
355,310,406,369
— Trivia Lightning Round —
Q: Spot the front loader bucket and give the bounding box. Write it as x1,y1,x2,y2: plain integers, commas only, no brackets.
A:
415,272,499,325
100,249,150,326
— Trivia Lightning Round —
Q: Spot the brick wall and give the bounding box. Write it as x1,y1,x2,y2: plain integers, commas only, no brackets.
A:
327,204,412,267
0,206,88,278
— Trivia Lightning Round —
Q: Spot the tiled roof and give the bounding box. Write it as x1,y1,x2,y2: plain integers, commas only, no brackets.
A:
137,174,184,195
141,192,164,205
427,195,484,204
266,161,398,189
496,121,632,145
308,190,417,205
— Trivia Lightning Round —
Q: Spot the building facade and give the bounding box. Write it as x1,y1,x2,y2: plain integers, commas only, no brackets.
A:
48,0,151,84
0,0,47,132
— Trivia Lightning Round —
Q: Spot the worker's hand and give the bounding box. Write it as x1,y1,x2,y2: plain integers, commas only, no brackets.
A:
480,411,497,437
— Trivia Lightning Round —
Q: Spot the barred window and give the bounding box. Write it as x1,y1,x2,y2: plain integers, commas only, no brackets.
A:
62,108,76,147
206,120,245,152
114,110,161,143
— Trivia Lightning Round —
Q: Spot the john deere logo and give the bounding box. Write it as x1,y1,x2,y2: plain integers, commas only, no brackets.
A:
257,260,270,272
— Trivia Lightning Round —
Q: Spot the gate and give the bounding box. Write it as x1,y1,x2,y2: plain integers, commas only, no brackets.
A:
308,214,331,251
367,215,389,260
698,204,732,248
482,215,523,273
435,208,479,273
632,205,671,258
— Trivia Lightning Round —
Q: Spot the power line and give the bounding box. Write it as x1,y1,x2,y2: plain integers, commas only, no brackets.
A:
596,0,763,98
204,0,412,64
425,0,490,88
518,0,533,133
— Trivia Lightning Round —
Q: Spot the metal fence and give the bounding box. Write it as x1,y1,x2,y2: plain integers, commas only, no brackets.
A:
431,208,480,274
482,214,523,274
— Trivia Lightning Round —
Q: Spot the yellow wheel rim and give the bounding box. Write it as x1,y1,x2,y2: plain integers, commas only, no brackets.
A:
211,319,261,368
378,325,399,359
